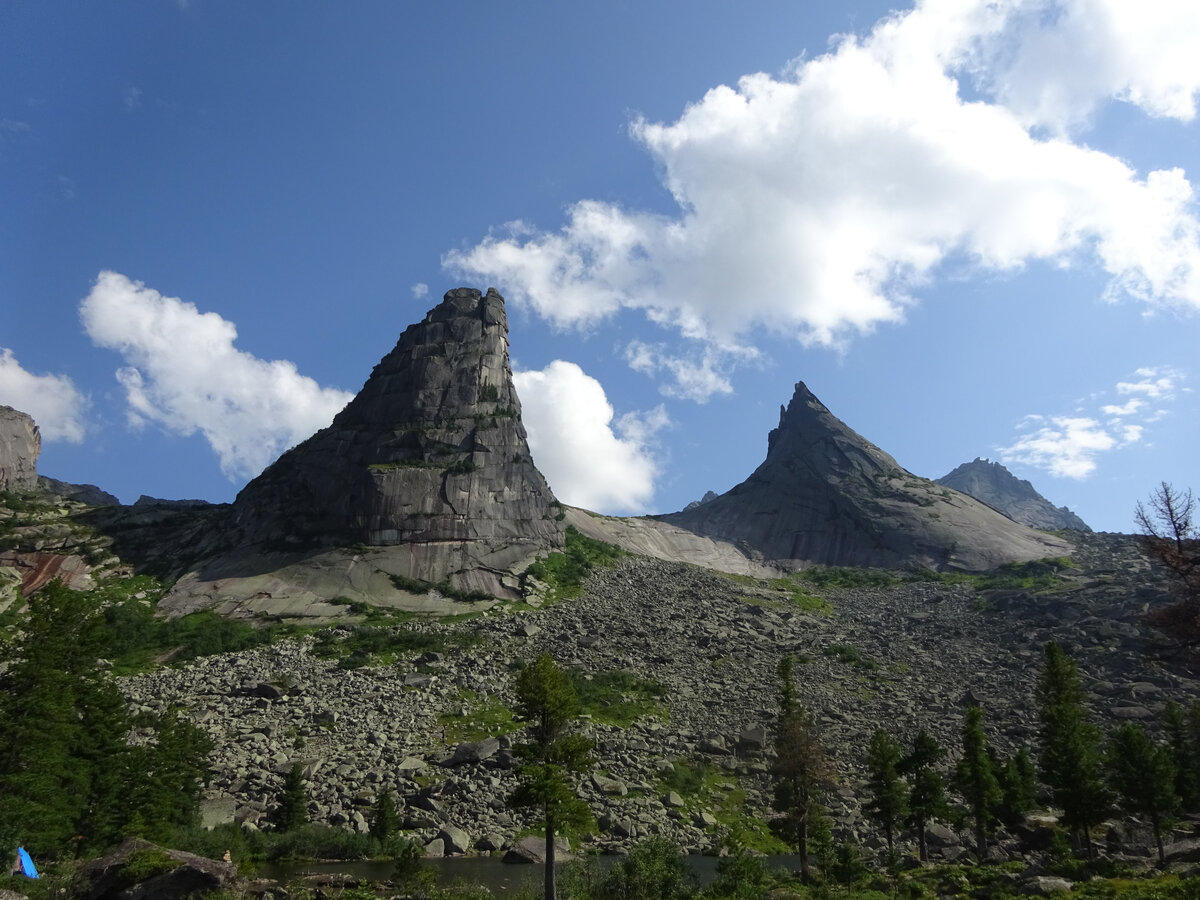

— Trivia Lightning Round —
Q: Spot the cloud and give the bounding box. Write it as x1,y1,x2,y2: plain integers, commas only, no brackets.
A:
411,282,429,299
978,0,1200,132
624,340,736,402
122,86,143,112
445,0,1200,401
79,271,354,479
0,349,87,442
513,360,667,514
1000,366,1185,477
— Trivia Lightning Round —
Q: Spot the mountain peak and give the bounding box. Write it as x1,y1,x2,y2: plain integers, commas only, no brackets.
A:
936,458,1091,532
662,382,1068,570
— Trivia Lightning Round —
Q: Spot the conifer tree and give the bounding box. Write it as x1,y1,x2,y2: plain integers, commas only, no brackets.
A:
900,730,948,862
996,746,1039,828
1036,641,1110,856
864,729,907,856
370,790,400,843
509,653,594,900
1105,723,1178,864
274,764,309,832
953,704,1003,859
771,656,829,881
1162,701,1200,811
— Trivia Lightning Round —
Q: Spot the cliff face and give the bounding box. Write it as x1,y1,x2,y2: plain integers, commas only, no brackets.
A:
936,458,1091,532
660,383,1069,571
233,287,560,551
159,288,562,614
0,406,40,493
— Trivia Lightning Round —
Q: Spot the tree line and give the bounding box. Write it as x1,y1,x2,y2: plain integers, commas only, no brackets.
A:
770,640,1198,876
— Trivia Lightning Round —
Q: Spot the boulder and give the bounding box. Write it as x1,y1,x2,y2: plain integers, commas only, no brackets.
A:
76,837,238,900
439,824,473,855
502,835,572,865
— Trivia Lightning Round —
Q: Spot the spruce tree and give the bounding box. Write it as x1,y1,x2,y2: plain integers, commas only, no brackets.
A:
864,729,907,856
274,764,310,832
953,704,1003,859
1036,641,1110,856
1105,722,1178,864
509,653,593,900
996,746,1039,828
370,790,400,843
771,656,829,881
900,730,948,862
1162,701,1200,811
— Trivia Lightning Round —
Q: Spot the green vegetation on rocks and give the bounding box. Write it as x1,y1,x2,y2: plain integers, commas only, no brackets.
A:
524,525,625,603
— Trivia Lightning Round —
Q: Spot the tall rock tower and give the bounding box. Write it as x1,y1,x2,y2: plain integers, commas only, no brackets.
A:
0,406,40,493
228,287,562,593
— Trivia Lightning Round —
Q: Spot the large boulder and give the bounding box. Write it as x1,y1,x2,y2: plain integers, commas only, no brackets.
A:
75,838,238,900
0,406,39,493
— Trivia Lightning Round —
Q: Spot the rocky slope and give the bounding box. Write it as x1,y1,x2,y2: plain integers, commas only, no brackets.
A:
123,531,1196,862
660,383,1069,572
937,458,1091,532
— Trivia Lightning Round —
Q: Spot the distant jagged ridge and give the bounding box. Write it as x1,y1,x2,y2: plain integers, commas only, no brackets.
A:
936,458,1091,533
659,382,1069,571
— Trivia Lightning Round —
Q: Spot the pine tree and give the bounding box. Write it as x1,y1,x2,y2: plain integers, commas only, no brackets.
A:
953,704,1003,859
1105,723,1179,864
509,653,594,900
771,656,829,881
1036,641,1110,857
864,729,907,856
900,730,948,862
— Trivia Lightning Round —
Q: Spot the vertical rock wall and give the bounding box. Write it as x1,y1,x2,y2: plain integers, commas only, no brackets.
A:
0,406,40,493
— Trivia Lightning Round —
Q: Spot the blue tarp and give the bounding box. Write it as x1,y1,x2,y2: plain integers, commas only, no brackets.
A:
17,847,38,879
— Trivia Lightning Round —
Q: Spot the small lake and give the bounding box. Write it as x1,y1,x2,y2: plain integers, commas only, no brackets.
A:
260,854,807,894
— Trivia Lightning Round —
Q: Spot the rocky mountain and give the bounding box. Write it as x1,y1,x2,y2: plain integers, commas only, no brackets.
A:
158,288,563,616
0,405,40,493
937,458,1091,532
659,382,1069,571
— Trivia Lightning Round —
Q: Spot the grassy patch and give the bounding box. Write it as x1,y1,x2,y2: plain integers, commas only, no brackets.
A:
975,556,1073,592
523,525,625,603
388,572,492,604
313,624,446,669
823,642,878,671
723,572,832,614
438,691,517,743
570,669,668,727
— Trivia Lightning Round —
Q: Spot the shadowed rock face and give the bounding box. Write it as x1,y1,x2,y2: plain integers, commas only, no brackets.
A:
936,458,1091,532
0,405,40,493
659,382,1069,571
216,287,561,595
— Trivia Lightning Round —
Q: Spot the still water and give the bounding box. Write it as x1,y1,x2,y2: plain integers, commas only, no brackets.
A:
260,855,805,893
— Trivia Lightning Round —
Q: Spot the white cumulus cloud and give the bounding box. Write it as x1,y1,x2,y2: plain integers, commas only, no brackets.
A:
1000,366,1185,477
0,348,87,442
446,0,1200,401
513,360,667,514
79,271,354,480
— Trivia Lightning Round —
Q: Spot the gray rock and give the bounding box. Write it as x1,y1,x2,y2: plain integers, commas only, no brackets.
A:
1023,876,1074,895
77,837,238,900
937,458,1090,532
447,738,501,766
438,824,473,855
660,383,1069,571
424,838,445,858
503,835,571,865
0,406,39,493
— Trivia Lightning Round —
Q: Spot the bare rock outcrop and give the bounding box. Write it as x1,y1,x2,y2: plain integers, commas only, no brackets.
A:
659,382,1069,571
160,288,562,614
937,457,1091,532
0,406,39,493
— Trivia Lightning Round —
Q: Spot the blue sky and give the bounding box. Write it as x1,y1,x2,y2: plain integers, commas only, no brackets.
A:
2,1,1198,534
